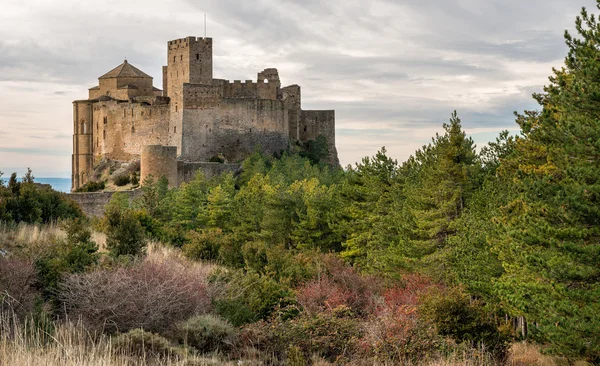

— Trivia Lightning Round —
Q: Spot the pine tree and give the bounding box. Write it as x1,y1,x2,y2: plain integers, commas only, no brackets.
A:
493,4,600,360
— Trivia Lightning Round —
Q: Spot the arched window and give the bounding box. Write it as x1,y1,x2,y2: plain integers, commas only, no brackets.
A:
80,120,87,134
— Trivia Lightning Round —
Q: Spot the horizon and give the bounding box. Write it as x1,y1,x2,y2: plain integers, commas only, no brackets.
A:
0,0,593,177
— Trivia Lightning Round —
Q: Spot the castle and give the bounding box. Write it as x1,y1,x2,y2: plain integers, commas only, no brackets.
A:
71,36,337,191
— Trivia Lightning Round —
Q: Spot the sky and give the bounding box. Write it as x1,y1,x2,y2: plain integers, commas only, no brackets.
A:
0,0,594,177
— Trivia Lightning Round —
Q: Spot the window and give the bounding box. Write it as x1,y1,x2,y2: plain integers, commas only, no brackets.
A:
123,109,126,117
173,56,176,62
180,55,183,61
131,126,135,134
174,126,177,133
103,116,108,125
80,120,87,134
196,53,199,60
103,130,106,139
303,126,307,132
175,105,178,112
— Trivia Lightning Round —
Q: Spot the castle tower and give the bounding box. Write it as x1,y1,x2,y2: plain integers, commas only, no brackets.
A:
163,37,213,154
71,101,94,191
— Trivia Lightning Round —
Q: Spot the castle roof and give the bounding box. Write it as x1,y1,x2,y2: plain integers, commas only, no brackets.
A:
99,60,152,79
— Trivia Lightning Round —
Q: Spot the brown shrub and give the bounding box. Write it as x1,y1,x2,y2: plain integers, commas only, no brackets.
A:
296,255,380,316
0,257,39,318
59,252,212,334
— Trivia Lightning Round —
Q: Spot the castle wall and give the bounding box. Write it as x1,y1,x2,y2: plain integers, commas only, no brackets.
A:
165,37,213,155
68,190,142,217
141,145,178,188
93,100,170,162
72,101,94,190
281,85,301,141
177,161,239,184
181,98,289,163
300,110,338,164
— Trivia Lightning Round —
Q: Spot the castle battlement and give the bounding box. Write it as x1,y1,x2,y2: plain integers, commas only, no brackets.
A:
71,37,338,191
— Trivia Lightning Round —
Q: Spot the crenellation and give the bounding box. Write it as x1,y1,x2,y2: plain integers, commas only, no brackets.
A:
71,36,337,192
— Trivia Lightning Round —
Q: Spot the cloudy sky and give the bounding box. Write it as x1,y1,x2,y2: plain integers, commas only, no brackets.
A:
0,0,593,177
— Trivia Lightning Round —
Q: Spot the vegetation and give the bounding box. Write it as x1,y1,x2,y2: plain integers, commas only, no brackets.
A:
3,2,600,364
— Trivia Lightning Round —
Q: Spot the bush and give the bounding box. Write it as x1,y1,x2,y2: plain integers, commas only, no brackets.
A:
209,155,225,163
296,255,379,316
113,175,131,187
183,229,226,261
0,257,39,318
243,306,362,363
212,269,294,326
75,181,105,192
59,255,212,333
34,218,99,301
103,204,146,258
172,314,237,353
112,328,181,360
420,287,510,359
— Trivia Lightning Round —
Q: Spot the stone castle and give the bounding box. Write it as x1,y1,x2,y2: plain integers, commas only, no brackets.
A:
72,36,337,191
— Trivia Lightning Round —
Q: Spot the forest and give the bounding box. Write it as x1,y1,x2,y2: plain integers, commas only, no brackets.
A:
1,3,600,366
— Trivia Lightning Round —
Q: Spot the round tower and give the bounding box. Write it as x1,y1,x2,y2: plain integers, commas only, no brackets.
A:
140,145,178,188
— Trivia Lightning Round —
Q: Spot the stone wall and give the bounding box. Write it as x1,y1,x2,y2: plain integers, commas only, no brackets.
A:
141,145,178,188
177,161,240,184
300,110,338,164
181,98,289,163
68,190,142,217
94,100,170,162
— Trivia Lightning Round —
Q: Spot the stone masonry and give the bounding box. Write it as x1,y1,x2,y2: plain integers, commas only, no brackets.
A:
71,37,338,191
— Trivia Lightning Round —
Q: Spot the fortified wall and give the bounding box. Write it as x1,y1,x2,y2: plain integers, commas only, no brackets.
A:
71,36,338,193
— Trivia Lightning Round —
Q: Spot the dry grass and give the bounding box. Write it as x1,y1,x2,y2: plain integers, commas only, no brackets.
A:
0,312,231,366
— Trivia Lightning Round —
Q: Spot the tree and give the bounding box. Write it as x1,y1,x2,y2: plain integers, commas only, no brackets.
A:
400,112,481,276
104,195,147,258
492,4,600,361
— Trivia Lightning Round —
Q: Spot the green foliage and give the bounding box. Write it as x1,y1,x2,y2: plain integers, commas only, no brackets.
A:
75,180,105,192
34,218,98,300
182,229,228,262
209,155,225,163
0,170,82,224
212,269,294,326
113,174,131,187
172,314,237,353
244,306,362,363
112,329,181,360
489,4,600,362
420,287,510,358
298,135,330,165
103,195,146,257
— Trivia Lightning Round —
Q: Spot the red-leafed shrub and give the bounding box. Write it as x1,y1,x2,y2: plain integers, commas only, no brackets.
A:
358,273,445,363
0,257,39,318
59,255,211,333
296,255,380,316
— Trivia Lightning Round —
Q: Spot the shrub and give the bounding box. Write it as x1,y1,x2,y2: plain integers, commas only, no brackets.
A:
183,229,226,261
34,218,99,301
112,328,181,360
420,287,510,359
212,269,294,326
242,306,362,363
59,254,212,333
296,255,379,316
0,257,39,318
75,181,105,192
113,174,131,187
172,314,237,353
103,204,146,258
209,155,225,163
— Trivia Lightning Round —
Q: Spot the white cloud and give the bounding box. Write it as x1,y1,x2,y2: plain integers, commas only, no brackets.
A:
0,0,595,173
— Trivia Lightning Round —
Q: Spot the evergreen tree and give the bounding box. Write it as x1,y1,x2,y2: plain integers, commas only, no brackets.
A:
493,4,600,360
